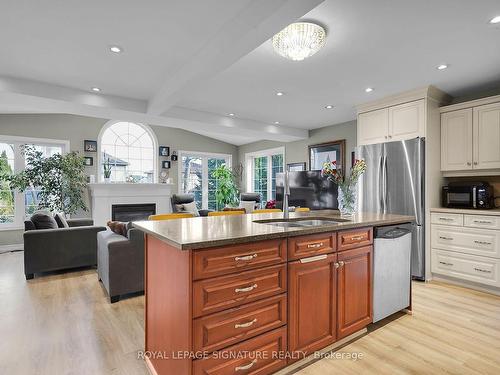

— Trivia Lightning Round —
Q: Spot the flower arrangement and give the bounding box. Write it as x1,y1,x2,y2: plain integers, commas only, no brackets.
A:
321,159,367,216
265,199,276,209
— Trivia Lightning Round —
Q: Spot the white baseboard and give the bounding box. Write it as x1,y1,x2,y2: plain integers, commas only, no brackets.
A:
0,243,24,253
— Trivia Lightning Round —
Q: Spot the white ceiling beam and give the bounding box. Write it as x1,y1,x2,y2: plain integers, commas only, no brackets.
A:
0,76,308,143
146,0,325,116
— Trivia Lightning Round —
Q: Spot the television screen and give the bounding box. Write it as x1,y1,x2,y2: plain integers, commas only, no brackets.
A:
275,171,338,210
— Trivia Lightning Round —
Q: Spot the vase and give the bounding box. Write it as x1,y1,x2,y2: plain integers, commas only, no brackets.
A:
337,183,357,217
104,177,110,183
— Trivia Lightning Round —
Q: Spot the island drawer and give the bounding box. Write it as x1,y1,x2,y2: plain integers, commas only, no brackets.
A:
193,327,287,375
337,227,373,251
193,239,287,280
288,232,336,260
193,294,287,352
193,264,287,317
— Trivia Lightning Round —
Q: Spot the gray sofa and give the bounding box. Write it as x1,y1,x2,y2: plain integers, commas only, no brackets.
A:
23,218,106,280
97,226,145,303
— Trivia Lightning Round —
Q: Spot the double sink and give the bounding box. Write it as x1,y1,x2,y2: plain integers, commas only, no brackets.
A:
254,217,350,228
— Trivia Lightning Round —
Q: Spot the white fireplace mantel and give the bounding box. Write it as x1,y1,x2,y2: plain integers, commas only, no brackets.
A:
88,183,174,225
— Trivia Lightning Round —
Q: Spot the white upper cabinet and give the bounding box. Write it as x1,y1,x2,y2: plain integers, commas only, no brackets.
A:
441,98,500,172
357,108,389,145
441,109,473,171
357,100,425,146
473,102,500,170
388,100,425,142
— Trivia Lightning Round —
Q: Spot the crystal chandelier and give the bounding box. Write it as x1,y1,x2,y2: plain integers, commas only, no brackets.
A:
272,22,326,61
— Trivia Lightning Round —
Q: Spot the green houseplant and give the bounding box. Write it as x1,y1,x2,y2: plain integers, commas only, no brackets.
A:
211,165,239,210
1,145,88,215
103,156,112,182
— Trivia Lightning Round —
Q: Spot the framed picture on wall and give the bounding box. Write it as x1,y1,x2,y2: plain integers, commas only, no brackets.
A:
159,146,170,157
287,162,306,172
162,161,171,169
84,140,97,152
308,139,345,174
83,156,93,166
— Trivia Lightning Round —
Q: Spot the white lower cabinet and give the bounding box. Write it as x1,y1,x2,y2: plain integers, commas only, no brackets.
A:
432,249,500,287
431,210,500,289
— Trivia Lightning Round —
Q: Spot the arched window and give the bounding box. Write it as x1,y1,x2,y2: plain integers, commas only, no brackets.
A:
99,121,157,183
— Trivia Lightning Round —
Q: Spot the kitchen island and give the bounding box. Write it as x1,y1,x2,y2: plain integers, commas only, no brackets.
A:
134,211,414,375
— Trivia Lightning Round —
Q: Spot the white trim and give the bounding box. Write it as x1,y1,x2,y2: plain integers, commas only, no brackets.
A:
0,244,24,253
177,150,233,210
97,120,159,183
0,134,70,150
244,146,285,200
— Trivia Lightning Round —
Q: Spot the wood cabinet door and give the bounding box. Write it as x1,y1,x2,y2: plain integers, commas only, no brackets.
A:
388,99,425,141
473,102,500,169
288,254,337,357
441,109,473,171
337,246,373,339
357,108,389,145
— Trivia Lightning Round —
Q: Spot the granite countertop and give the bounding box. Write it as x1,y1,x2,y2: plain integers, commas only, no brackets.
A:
431,207,500,216
133,210,415,250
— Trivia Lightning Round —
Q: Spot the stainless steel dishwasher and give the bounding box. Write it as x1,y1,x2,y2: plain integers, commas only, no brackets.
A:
373,225,412,322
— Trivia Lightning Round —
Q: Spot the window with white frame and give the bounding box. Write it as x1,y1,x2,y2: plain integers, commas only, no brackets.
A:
0,136,68,228
245,147,284,205
99,121,157,183
179,151,232,211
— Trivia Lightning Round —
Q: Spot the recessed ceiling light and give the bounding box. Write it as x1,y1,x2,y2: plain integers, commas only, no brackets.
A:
109,45,123,53
325,105,334,109
274,121,280,124
489,16,500,24
91,87,101,92
228,113,235,117
365,87,373,93
276,91,284,96
437,64,448,70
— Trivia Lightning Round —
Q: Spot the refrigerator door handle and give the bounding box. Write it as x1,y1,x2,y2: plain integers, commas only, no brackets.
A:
378,155,384,211
383,154,388,213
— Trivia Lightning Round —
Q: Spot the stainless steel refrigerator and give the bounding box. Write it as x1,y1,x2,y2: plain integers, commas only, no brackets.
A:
357,138,425,279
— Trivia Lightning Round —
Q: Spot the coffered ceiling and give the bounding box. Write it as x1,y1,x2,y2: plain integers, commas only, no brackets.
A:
0,0,499,144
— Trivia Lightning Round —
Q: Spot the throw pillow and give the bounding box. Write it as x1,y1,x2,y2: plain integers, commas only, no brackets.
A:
30,213,58,230
107,221,128,236
54,212,69,228
182,201,200,217
239,200,256,213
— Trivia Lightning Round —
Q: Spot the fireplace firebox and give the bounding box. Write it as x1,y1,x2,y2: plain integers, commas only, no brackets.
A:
111,203,156,222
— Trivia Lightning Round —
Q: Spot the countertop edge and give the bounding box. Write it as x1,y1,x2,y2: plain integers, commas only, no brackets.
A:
134,216,415,251
430,207,500,216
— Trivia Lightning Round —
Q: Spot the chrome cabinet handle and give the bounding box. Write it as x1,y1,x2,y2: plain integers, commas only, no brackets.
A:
339,261,345,267
235,359,257,371
235,284,257,293
439,261,453,266
307,242,324,249
439,236,453,241
334,262,340,269
438,217,454,221
474,267,492,274
474,240,492,245
473,220,493,224
384,136,388,139
473,162,478,165
235,318,257,329
388,135,392,139
300,254,328,264
350,235,364,241
235,254,257,262
466,162,471,166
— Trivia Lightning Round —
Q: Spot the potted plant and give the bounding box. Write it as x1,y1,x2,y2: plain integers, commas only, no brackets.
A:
322,159,367,217
103,157,112,183
211,165,239,210
2,145,88,215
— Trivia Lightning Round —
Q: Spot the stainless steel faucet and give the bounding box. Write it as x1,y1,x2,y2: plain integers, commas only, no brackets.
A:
283,170,290,219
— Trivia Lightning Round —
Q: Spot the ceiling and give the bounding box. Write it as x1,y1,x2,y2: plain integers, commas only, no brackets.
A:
0,0,499,144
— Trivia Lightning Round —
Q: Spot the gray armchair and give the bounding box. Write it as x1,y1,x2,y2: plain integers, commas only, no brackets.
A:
171,193,213,216
240,193,262,204
97,227,144,303
23,218,106,280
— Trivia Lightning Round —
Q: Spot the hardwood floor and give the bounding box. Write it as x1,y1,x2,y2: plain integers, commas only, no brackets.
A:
1,251,499,375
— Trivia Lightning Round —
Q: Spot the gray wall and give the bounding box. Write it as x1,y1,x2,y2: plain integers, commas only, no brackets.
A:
0,114,238,246
237,120,357,188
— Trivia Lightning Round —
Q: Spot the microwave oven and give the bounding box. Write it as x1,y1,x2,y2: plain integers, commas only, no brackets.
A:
442,182,494,209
